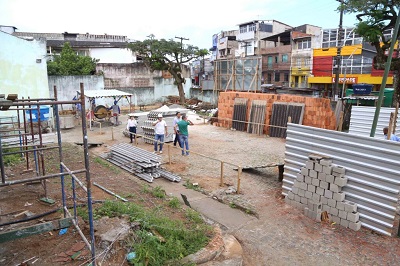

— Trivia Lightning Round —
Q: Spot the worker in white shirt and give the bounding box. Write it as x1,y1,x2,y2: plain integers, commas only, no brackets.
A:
126,115,138,143
152,114,168,154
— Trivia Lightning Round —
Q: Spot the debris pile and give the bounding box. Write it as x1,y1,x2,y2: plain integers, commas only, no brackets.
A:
101,143,181,183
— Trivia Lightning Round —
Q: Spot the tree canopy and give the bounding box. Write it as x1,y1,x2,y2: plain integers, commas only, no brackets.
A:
47,42,99,75
128,35,209,103
341,0,400,102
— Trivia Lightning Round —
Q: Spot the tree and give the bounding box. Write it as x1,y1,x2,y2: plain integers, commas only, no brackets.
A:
341,0,400,103
128,35,209,104
47,42,98,75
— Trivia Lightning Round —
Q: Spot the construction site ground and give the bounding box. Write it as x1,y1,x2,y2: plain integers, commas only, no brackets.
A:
2,114,400,265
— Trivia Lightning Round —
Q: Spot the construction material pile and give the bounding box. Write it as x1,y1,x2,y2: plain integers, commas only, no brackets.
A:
101,143,181,183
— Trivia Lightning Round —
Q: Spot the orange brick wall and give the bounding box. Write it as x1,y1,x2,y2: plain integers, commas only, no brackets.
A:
217,92,336,134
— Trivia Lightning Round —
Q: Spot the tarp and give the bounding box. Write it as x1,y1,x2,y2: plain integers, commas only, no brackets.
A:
79,89,132,98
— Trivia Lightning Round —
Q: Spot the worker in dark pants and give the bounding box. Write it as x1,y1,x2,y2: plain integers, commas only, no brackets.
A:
126,115,138,143
173,111,182,147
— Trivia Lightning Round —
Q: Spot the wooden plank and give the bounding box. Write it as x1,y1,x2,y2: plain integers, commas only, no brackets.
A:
0,218,72,243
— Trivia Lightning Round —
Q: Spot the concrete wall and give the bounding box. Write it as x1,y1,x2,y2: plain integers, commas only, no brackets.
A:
90,48,135,64
48,75,106,109
190,88,218,105
217,92,336,134
0,31,49,117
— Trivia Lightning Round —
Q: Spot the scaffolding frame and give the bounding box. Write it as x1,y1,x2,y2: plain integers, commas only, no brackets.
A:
0,83,96,264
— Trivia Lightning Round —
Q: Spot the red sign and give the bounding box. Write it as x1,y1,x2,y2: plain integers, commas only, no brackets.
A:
331,77,358,84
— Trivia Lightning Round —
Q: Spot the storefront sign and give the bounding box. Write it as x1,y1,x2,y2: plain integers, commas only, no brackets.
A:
332,77,358,84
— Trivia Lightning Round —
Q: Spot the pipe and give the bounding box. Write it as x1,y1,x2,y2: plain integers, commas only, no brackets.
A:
93,182,128,202
61,162,88,193
0,170,86,187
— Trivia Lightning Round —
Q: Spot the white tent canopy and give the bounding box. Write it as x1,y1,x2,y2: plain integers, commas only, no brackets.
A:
79,89,132,98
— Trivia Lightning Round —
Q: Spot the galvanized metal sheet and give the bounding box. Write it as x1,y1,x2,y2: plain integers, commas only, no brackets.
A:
283,123,400,236
232,98,247,131
348,106,399,138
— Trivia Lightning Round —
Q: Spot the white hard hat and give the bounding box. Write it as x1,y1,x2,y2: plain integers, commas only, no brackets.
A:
157,114,163,118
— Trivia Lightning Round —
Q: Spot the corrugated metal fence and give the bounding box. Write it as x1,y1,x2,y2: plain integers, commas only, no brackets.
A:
283,123,400,236
349,106,399,138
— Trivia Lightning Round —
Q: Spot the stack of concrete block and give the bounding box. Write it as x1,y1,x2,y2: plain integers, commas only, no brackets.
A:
285,154,361,231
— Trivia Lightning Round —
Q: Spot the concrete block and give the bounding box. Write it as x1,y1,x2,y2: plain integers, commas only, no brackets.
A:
293,180,300,188
308,184,316,193
323,165,333,175
301,167,309,176
328,198,337,208
331,215,340,224
340,218,349,228
347,212,360,223
300,197,307,204
305,176,312,184
318,172,326,181
309,170,318,178
304,207,309,216
314,163,323,173
287,191,295,200
324,189,333,199
292,187,299,195
349,221,361,231
322,205,331,212
298,189,305,197
285,196,292,205
312,193,321,203
308,210,317,219
312,178,320,187
320,180,329,190
316,186,325,196
320,159,332,166
333,192,346,202
309,154,324,161
296,173,305,182
330,184,340,193
305,191,313,199
329,207,339,216
295,195,301,203
332,165,346,175
336,201,345,211
301,183,308,191
334,176,348,187
344,200,357,213
339,210,348,219
326,174,335,183
305,160,315,170
321,196,328,205
316,210,322,222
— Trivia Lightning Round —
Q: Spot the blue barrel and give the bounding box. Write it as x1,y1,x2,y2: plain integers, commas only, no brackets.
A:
352,84,373,95
25,105,50,122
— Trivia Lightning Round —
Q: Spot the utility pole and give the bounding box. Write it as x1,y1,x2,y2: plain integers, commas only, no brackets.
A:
333,0,344,100
175,36,189,62
239,40,251,57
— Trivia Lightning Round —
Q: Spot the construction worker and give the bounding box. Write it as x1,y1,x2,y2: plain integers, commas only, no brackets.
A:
383,127,400,142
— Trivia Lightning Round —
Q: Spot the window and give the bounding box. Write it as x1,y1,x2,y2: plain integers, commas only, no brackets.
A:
274,72,280,82
249,24,256,32
267,56,273,67
240,25,247,33
275,56,278,63
282,54,288,62
267,73,272,83
284,73,289,82
340,55,373,75
297,39,311,49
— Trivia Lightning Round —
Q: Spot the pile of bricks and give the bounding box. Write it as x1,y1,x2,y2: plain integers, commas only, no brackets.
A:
285,154,362,231
217,92,336,134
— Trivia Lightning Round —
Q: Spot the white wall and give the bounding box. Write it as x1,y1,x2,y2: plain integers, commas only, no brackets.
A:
0,31,49,117
90,48,136,63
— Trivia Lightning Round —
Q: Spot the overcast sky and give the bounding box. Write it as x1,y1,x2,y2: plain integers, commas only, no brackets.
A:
0,0,358,49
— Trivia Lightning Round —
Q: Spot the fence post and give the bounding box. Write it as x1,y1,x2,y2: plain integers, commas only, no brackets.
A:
236,166,242,194
220,161,224,186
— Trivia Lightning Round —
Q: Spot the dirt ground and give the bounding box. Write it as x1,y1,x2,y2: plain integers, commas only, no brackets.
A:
2,115,400,265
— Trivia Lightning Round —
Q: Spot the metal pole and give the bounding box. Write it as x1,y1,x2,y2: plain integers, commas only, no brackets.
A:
80,83,96,263
371,9,400,137
22,97,30,171
0,133,5,184
220,161,224,186
333,0,344,100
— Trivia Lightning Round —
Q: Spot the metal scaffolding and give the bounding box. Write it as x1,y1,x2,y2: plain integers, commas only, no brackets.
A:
0,83,96,264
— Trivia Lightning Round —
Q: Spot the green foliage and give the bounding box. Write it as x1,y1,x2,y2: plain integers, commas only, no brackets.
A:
47,42,99,75
168,197,181,209
128,35,208,103
151,186,166,199
185,208,204,224
93,157,120,174
94,200,212,266
76,206,89,221
2,148,23,166
184,179,202,192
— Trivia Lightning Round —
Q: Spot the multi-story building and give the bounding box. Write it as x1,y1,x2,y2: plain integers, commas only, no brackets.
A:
260,24,321,88
308,27,396,96
215,30,238,59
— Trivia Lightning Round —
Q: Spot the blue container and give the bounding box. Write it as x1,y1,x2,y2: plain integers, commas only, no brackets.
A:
25,105,50,122
352,84,373,95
